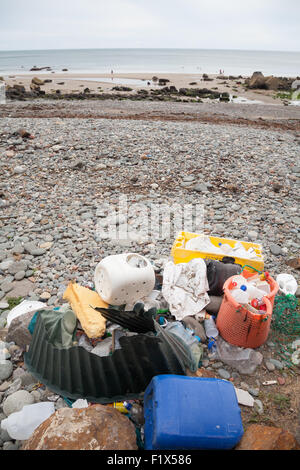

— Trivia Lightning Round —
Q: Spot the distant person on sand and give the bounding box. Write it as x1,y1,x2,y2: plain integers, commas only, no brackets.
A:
111,70,114,80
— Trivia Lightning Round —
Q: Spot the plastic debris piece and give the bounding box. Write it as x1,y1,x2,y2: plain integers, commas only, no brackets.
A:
234,388,254,407
34,305,78,349
262,381,277,386
91,337,112,357
25,314,186,404
1,402,55,440
63,282,107,338
276,273,298,296
7,300,45,328
162,259,210,320
94,303,156,334
215,336,263,375
94,253,155,306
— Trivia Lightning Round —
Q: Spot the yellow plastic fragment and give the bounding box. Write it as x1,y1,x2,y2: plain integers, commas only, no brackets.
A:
63,282,108,339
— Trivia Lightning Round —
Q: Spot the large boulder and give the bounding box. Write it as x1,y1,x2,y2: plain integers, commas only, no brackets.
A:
22,405,138,450
31,77,45,86
247,72,268,89
264,76,282,91
235,424,300,450
246,72,294,91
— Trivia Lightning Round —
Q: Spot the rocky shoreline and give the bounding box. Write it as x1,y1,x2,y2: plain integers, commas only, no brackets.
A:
3,71,300,107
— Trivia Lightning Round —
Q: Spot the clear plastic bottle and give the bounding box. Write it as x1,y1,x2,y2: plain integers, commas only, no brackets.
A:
204,316,219,339
204,315,219,358
123,402,144,426
247,285,266,301
254,280,271,295
231,285,249,304
165,322,203,370
165,321,196,346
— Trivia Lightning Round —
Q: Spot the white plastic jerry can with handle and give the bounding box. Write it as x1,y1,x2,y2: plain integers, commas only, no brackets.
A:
94,253,156,306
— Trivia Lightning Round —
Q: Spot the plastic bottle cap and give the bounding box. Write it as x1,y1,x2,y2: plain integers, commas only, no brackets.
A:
218,242,222,246
229,281,237,289
123,401,132,411
240,285,247,291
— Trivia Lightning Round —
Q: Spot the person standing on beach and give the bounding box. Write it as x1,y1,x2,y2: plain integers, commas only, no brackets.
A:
111,69,114,80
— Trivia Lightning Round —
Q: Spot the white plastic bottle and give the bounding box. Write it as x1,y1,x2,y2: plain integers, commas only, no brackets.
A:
254,281,271,296
228,275,247,290
231,285,249,304
165,321,195,345
247,285,266,301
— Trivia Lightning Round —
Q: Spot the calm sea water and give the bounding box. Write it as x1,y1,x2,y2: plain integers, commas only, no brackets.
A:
0,48,299,77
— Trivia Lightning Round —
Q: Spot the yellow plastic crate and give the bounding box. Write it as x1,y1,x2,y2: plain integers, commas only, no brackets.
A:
171,231,264,271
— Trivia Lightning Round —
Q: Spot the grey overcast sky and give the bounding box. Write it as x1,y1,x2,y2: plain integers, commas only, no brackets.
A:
1,0,300,51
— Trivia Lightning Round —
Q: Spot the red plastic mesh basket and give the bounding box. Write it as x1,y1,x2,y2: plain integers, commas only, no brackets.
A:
216,274,278,349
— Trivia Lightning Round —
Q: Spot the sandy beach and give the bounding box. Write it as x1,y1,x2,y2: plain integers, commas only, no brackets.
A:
3,72,284,105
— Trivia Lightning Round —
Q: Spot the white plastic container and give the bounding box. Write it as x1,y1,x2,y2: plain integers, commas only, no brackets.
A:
228,275,247,289
231,285,249,304
94,253,155,306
